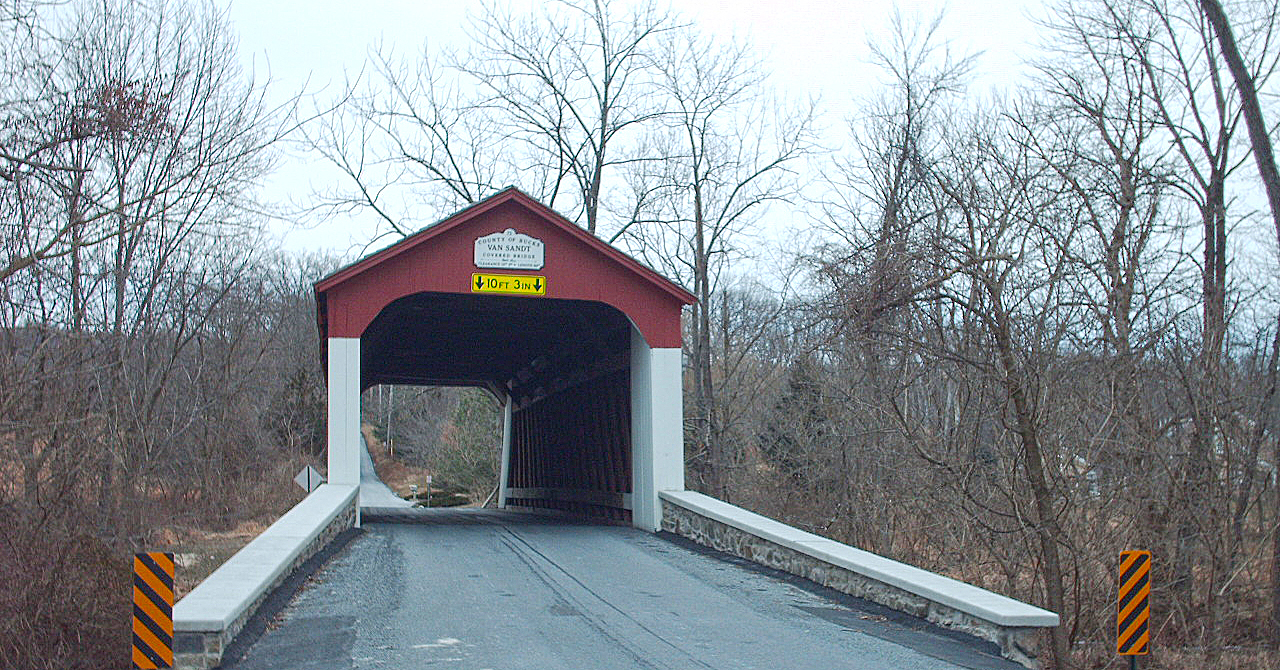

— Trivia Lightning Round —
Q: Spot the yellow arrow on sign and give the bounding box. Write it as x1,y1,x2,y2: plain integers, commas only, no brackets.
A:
472,273,547,296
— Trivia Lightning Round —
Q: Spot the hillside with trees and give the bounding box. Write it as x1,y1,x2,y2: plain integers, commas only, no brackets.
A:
3,1,1278,668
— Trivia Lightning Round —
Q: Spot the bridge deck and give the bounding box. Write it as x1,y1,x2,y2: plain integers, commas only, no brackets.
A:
223,509,1021,670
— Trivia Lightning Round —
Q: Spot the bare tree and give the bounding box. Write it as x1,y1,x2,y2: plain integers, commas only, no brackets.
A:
305,0,674,245
812,10,975,343
1197,0,1280,252
1086,6,1280,643
300,42,509,241
1,1,294,285
1,3,309,667
1188,15,1280,635
459,0,674,234
619,27,816,499
1023,4,1190,585
789,5,1280,667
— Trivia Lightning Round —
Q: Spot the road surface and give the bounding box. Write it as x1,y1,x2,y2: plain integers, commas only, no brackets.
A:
224,509,1021,670
356,435,413,508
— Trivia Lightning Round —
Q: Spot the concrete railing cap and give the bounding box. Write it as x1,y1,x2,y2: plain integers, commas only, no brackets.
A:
660,490,1059,628
173,484,357,632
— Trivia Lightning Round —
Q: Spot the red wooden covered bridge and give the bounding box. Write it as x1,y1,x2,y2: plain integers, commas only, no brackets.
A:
313,188,695,529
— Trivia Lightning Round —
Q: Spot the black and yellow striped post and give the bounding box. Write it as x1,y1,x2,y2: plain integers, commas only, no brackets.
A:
133,552,174,669
1117,550,1151,666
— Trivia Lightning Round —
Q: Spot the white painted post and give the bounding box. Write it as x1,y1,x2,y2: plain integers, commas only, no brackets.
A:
650,346,685,499
327,337,362,488
631,327,685,531
497,395,513,508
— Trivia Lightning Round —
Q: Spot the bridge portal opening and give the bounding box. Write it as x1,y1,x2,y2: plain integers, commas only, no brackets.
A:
362,292,635,521
362,384,501,506
314,188,694,530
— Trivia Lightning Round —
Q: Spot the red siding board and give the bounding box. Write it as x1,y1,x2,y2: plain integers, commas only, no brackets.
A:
315,190,692,349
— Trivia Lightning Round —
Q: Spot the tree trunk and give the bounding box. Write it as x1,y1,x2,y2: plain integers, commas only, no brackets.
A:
692,176,719,499
1198,0,1280,253
1191,6,1280,634
1265,314,1280,649
989,292,1071,669
1274,433,1280,650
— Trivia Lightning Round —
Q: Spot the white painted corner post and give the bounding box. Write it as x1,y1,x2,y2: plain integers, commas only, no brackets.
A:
497,395,513,508
630,326,685,532
327,337,362,501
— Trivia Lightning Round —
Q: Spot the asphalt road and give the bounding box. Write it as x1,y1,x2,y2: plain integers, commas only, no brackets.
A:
224,509,1021,670
357,436,414,508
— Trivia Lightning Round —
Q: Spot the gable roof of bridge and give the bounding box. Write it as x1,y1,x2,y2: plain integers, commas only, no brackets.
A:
314,187,695,349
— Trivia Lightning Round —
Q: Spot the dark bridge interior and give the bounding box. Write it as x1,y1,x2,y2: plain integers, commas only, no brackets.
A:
360,291,635,521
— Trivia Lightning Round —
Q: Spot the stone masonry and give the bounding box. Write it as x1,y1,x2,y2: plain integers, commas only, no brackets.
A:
661,499,1045,669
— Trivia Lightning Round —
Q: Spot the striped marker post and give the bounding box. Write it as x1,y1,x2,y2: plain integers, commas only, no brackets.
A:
133,552,174,669
1117,550,1151,664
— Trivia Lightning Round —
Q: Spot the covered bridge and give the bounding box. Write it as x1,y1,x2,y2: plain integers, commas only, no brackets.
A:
312,188,695,529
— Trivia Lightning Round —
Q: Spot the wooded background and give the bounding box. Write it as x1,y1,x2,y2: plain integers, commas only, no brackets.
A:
2,1,1278,668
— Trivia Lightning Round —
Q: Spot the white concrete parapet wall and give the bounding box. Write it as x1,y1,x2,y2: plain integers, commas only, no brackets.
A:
173,484,358,669
659,490,1058,669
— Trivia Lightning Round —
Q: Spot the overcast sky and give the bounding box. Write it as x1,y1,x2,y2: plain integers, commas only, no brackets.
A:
224,0,1045,256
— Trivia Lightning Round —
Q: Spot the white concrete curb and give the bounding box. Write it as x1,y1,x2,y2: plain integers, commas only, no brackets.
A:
174,484,358,632
659,490,1059,628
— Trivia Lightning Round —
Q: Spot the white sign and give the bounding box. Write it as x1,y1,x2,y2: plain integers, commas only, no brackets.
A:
293,465,325,493
474,228,545,270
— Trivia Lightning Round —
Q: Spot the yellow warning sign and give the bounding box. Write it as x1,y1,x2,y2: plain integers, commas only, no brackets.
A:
1117,550,1151,656
133,552,174,669
472,273,546,296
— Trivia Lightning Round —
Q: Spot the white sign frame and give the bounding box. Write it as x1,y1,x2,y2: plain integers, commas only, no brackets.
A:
474,228,545,270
